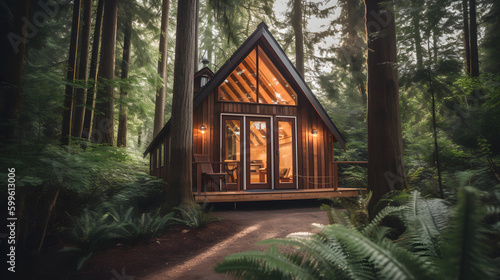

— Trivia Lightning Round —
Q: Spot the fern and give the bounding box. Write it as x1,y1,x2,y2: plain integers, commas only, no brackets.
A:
216,187,499,280
398,191,449,257
173,203,222,229
439,187,496,279
323,225,437,280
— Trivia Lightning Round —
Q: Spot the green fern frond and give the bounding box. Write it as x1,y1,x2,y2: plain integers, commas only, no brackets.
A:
398,191,449,257
362,206,406,237
215,245,318,280
322,224,437,280
439,187,496,279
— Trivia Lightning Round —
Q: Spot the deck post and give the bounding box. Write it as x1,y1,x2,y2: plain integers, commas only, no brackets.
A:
196,163,201,195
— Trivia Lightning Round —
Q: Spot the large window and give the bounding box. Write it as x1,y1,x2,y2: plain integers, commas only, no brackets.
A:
218,46,297,105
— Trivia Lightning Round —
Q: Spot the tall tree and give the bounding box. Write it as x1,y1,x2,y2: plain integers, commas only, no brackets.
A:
73,0,93,138
468,0,479,77
462,0,470,75
365,0,407,213
194,0,200,72
291,0,304,76
61,0,81,145
167,0,197,207
153,0,170,138
117,14,132,147
92,0,118,145
83,0,104,140
481,0,500,74
0,0,29,141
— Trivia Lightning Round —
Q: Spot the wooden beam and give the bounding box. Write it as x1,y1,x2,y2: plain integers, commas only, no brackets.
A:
333,161,368,164
194,188,360,203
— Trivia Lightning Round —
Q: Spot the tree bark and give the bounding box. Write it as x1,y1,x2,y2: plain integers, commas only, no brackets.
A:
194,0,200,72
153,0,170,138
469,0,479,77
0,0,29,141
345,0,366,105
462,0,470,75
167,0,197,207
412,5,423,70
92,0,117,145
61,0,81,145
117,15,132,147
83,0,104,140
364,0,407,214
73,0,93,138
291,0,304,77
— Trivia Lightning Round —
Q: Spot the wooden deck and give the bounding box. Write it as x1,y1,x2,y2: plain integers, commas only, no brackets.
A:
194,188,360,203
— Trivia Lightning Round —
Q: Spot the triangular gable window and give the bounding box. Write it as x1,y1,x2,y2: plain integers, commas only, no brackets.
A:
218,46,297,105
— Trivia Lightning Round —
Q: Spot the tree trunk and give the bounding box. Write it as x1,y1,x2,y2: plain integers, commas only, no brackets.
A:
462,0,471,75
291,0,304,77
346,0,366,105
469,0,479,77
194,0,200,72
364,0,407,214
92,0,117,145
83,0,104,140
61,0,81,145
167,0,197,207
73,0,93,138
117,15,132,147
412,11,423,70
153,0,170,138
0,0,29,141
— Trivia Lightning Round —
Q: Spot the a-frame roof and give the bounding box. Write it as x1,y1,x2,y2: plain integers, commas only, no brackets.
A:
144,22,345,156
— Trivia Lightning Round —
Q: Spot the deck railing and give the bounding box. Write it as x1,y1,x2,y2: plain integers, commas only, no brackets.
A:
332,161,368,190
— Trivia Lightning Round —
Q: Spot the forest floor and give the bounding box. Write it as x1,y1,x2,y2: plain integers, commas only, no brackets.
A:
70,200,329,280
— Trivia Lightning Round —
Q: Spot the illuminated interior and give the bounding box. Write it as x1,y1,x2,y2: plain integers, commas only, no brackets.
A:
218,46,297,105
249,120,268,183
278,121,293,182
224,120,241,184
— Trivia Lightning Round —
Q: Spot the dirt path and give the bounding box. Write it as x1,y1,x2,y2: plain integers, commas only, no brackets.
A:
143,202,328,280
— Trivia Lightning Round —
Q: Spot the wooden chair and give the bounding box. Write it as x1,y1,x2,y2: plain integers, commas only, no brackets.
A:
193,154,227,193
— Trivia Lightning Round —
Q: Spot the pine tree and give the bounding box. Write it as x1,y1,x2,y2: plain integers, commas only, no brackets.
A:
117,13,132,147
61,0,81,145
0,0,29,141
153,0,170,138
73,0,93,138
167,0,197,207
83,0,104,140
365,0,407,213
92,0,118,145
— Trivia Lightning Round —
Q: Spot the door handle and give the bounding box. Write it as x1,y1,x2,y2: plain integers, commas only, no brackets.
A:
276,149,280,154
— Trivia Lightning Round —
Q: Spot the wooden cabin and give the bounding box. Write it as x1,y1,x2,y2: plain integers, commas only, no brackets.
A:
144,23,359,202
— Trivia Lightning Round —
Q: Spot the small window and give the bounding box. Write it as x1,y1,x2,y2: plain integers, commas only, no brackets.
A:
156,148,160,169
150,153,153,171
161,143,165,167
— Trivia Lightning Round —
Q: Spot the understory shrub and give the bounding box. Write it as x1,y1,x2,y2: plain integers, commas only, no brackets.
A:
215,188,500,280
63,203,175,269
173,203,222,229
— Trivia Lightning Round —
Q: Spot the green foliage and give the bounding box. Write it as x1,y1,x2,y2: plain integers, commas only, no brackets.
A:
173,203,222,229
216,188,499,279
0,141,164,254
64,203,175,269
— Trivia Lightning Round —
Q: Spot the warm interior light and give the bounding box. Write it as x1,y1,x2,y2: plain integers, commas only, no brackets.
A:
312,129,318,136
200,124,206,134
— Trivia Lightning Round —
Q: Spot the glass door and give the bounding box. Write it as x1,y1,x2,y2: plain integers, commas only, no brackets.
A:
246,117,272,189
275,117,296,189
222,116,243,190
